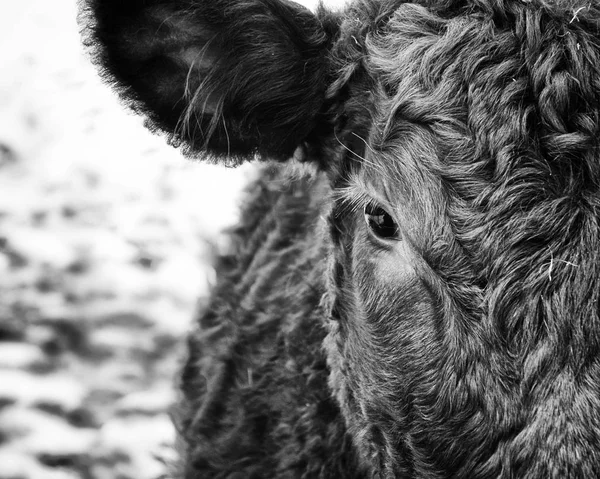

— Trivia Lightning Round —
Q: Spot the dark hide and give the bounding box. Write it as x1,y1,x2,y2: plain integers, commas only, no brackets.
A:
79,0,339,163
82,0,600,477
175,166,363,477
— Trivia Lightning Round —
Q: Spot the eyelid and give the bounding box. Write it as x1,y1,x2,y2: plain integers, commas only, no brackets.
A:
363,198,385,216
335,180,396,220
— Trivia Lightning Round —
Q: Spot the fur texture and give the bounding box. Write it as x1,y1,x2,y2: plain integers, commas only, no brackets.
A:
174,166,363,477
80,0,339,162
82,0,600,477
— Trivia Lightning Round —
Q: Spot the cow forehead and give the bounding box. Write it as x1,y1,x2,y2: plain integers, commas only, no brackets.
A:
339,0,600,193
330,1,600,326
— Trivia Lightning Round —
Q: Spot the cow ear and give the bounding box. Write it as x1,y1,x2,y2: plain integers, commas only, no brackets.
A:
80,0,338,164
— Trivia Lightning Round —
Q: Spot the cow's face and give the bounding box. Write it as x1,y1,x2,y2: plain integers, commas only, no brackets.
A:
323,14,481,475
324,2,600,476
324,128,445,475
83,0,600,476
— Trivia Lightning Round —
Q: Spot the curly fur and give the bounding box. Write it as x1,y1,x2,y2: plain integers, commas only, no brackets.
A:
79,0,339,163
82,0,600,477
172,165,363,477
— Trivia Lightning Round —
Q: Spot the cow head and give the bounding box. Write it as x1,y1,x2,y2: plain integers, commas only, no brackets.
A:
81,0,600,476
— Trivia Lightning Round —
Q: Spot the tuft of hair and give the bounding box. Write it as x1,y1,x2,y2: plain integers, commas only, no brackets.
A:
79,0,339,164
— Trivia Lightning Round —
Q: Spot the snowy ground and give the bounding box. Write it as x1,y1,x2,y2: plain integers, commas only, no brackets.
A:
0,0,347,478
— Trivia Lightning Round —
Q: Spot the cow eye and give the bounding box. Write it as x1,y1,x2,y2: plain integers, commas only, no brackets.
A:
364,202,399,240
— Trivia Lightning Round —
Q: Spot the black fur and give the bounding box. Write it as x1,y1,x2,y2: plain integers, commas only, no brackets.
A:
174,166,363,477
82,0,600,477
80,0,339,163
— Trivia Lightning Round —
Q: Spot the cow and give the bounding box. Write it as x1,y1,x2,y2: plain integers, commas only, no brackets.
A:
80,0,600,477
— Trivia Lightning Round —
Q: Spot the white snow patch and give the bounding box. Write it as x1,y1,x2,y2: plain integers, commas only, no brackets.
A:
0,371,86,412
115,387,176,416
0,407,95,455
0,342,45,369
91,415,176,479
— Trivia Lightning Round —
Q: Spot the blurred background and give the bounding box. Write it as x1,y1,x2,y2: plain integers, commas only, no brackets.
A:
0,0,346,478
